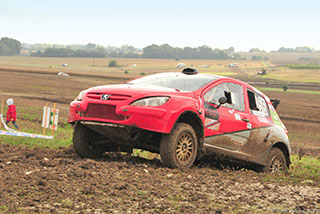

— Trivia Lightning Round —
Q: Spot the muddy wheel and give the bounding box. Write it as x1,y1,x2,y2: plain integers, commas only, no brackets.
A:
160,123,198,169
261,147,287,173
73,123,107,158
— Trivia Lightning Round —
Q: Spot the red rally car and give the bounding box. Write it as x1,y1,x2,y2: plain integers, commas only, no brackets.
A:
69,68,290,172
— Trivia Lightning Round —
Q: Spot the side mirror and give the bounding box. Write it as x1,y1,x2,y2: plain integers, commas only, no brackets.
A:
217,97,227,108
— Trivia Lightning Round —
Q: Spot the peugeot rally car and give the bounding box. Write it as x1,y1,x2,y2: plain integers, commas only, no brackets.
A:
69,68,290,172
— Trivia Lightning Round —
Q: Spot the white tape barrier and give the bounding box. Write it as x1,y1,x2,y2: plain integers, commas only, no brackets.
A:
0,114,53,140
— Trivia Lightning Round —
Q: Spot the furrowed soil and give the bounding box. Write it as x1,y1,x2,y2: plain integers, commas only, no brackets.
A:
1,59,320,213
1,144,320,214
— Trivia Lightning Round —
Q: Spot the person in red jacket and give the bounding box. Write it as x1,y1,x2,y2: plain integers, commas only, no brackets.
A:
6,98,19,130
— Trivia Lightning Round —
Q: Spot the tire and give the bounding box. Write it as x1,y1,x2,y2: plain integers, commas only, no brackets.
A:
261,147,287,173
73,123,107,158
160,123,198,169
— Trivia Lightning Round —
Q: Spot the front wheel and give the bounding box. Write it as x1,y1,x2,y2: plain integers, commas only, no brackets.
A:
261,147,287,173
73,123,107,158
160,123,198,169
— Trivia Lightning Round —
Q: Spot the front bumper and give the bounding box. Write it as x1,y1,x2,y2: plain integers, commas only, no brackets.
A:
68,100,175,133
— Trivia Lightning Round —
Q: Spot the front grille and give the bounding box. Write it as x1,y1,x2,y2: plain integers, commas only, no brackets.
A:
84,104,125,121
87,92,131,101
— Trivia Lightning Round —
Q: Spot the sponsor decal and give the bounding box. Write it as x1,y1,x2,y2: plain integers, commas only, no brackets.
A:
234,113,241,121
252,110,266,117
258,116,269,124
247,123,252,129
207,123,220,131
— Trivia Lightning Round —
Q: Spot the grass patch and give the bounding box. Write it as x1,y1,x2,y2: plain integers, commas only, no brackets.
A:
204,72,236,76
0,205,9,212
285,64,320,69
263,155,320,184
289,155,320,182
260,71,320,83
258,87,320,95
132,149,160,160
0,123,73,149
136,190,147,196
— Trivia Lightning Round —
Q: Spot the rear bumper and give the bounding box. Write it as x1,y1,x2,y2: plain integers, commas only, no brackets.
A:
68,101,174,133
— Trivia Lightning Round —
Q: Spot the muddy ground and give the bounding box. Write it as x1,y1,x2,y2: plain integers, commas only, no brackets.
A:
0,144,320,214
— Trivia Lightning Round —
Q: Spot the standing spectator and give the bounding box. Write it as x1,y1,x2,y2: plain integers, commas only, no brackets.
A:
6,98,19,130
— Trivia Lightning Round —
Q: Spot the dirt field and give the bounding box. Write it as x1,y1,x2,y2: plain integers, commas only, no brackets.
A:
1,57,320,213
1,144,320,213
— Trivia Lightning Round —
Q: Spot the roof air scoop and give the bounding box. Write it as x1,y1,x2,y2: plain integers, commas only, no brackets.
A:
182,68,199,75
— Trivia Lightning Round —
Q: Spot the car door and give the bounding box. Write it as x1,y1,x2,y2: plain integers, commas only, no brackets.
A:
202,81,252,151
241,89,274,157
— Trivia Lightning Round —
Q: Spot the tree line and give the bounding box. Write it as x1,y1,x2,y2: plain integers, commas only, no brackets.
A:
1,37,320,59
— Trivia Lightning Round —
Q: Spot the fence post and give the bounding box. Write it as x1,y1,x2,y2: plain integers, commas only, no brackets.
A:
43,103,48,136
52,103,56,136
0,100,3,129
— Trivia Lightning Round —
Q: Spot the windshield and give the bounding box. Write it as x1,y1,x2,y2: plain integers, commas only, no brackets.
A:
128,73,219,91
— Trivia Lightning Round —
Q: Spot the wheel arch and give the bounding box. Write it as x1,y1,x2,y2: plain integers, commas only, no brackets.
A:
272,142,291,167
174,111,204,156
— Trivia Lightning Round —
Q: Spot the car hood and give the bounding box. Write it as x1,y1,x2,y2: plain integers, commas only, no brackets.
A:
86,84,191,97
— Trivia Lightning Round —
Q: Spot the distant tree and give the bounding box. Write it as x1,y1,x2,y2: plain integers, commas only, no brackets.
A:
108,60,118,67
0,37,21,55
295,46,315,53
251,55,263,60
227,47,235,53
249,48,265,52
86,43,96,50
0,41,11,56
232,53,241,60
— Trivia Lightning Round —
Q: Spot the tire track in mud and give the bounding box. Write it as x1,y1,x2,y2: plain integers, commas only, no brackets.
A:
280,116,320,124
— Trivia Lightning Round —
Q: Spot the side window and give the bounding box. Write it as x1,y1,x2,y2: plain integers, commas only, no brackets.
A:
204,82,245,111
247,90,269,117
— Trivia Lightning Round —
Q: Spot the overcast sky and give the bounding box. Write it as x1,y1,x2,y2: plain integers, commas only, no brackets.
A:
0,0,319,51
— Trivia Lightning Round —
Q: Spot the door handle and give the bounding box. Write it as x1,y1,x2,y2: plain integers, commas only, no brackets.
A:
242,118,250,122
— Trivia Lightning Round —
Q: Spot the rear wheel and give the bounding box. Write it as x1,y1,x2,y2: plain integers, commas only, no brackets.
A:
73,123,108,158
261,147,287,173
160,123,198,169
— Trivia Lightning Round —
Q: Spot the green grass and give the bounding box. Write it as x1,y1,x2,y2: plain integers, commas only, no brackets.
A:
263,155,320,184
0,206,9,212
260,72,320,83
0,123,73,149
289,155,320,182
258,87,320,95
204,72,236,76
285,64,320,69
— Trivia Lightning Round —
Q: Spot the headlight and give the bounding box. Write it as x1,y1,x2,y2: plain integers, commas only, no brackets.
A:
131,97,169,106
76,90,86,101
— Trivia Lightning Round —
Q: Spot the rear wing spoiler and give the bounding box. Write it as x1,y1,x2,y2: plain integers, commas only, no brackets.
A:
271,99,280,109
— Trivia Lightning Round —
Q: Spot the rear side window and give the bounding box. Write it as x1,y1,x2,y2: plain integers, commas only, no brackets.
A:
204,82,245,111
247,90,269,117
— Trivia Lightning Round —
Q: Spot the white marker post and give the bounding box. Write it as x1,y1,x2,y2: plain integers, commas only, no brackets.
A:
42,104,50,135
0,100,4,129
42,103,59,136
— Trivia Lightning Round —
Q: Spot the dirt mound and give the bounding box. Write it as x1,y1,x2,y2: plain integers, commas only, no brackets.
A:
0,144,319,213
